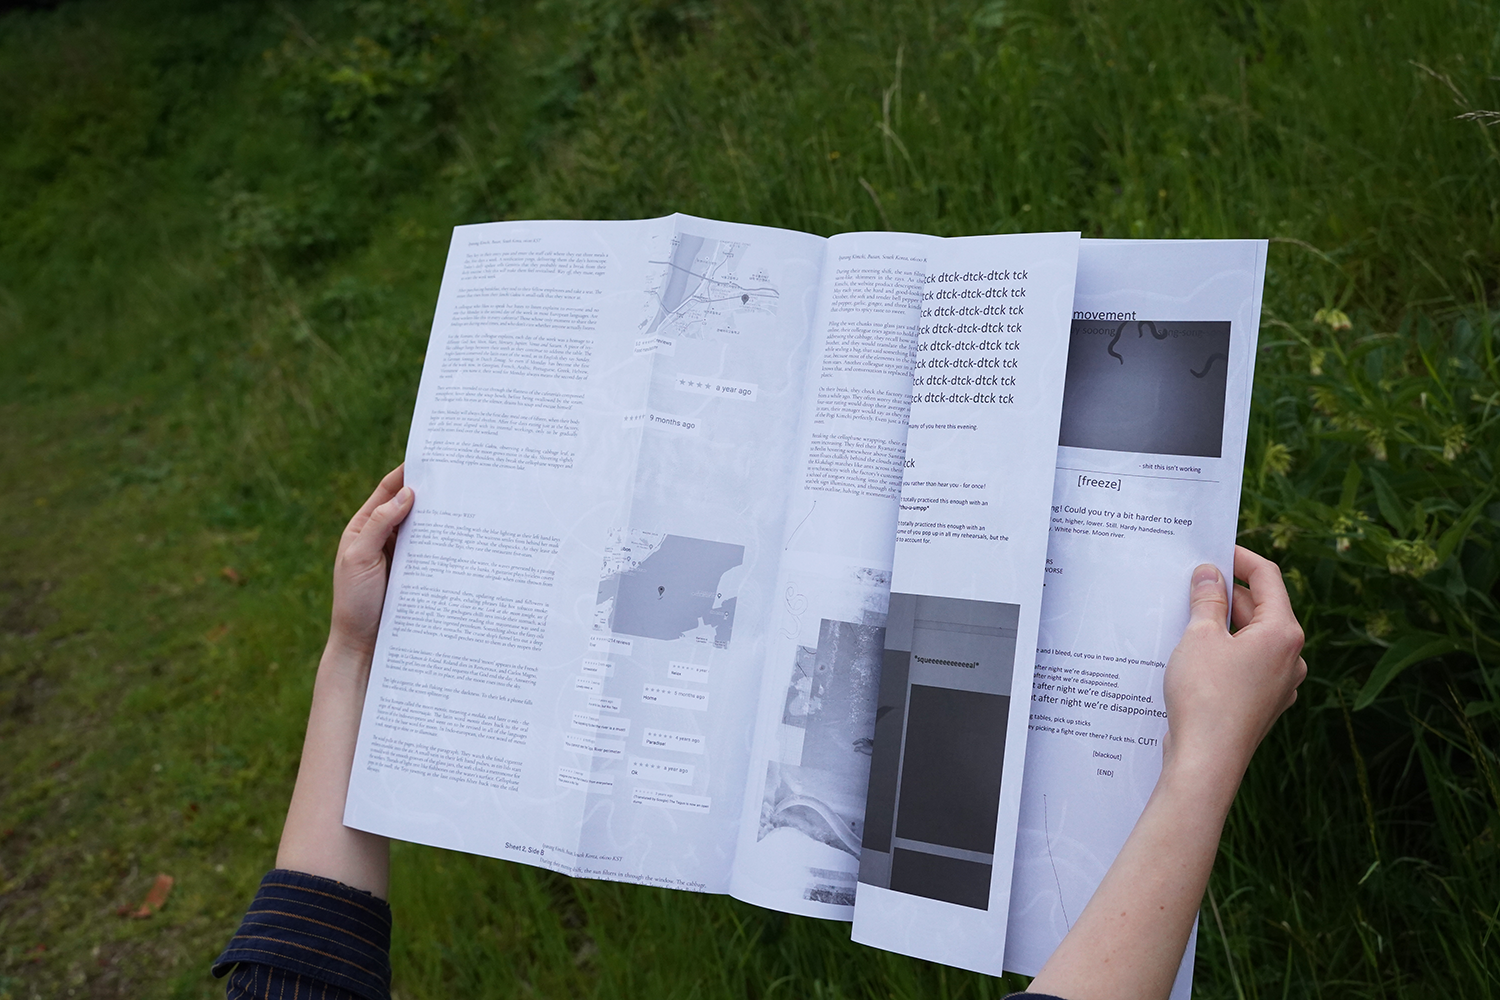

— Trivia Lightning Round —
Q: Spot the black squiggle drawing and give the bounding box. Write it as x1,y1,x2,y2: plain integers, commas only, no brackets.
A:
1191,352,1228,379
1107,322,1126,365
784,499,817,550
1136,320,1167,340
1044,793,1071,929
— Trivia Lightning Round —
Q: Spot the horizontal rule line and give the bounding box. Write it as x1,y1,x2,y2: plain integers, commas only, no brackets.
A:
1057,466,1220,484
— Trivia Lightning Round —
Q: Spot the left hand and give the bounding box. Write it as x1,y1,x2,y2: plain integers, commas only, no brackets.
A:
276,464,412,897
328,464,414,661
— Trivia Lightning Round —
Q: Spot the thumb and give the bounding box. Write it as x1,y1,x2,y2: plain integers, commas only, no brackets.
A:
1188,563,1229,625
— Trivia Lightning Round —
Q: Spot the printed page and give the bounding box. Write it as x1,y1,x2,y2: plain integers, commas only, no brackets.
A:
573,215,826,892
728,230,935,918
343,215,827,895
1003,239,1267,998
851,231,1081,975
344,217,659,878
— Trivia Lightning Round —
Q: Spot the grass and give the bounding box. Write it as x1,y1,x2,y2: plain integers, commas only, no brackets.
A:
1,0,1497,996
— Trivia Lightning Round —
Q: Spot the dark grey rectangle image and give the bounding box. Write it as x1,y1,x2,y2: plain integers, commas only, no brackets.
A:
1058,319,1231,458
858,648,911,857
894,684,1009,854
889,848,993,911
858,593,1018,911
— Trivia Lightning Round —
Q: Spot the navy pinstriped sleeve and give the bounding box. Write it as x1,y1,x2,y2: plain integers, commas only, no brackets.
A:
212,869,392,1000
221,961,368,1000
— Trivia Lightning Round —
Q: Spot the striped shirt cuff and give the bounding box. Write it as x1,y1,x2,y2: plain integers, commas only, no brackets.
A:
212,869,392,1000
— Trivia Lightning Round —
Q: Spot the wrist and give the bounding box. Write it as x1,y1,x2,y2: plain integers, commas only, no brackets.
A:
1157,745,1246,816
317,633,376,694
324,617,377,663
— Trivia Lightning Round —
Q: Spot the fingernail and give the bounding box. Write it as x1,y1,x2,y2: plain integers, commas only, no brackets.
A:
1192,565,1221,591
397,486,413,503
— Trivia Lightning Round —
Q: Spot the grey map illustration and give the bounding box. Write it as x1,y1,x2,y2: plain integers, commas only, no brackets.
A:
595,530,744,647
641,232,779,340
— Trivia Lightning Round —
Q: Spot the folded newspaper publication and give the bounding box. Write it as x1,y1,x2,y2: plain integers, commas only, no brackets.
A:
340,214,1265,987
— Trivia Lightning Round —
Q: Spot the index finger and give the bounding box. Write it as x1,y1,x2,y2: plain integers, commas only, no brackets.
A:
1232,545,1295,627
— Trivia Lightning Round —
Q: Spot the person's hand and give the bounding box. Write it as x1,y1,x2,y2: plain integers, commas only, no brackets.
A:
1162,545,1307,783
277,465,413,897
1029,549,1307,1000
328,464,414,661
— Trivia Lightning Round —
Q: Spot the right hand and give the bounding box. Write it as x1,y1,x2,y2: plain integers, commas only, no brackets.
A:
1029,547,1306,1000
1162,545,1307,783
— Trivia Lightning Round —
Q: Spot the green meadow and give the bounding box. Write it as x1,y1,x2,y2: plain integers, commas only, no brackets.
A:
1,0,1497,996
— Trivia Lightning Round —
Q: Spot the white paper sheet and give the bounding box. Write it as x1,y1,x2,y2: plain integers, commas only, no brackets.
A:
344,214,828,893
1003,239,1267,997
850,232,1081,974
728,230,934,916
